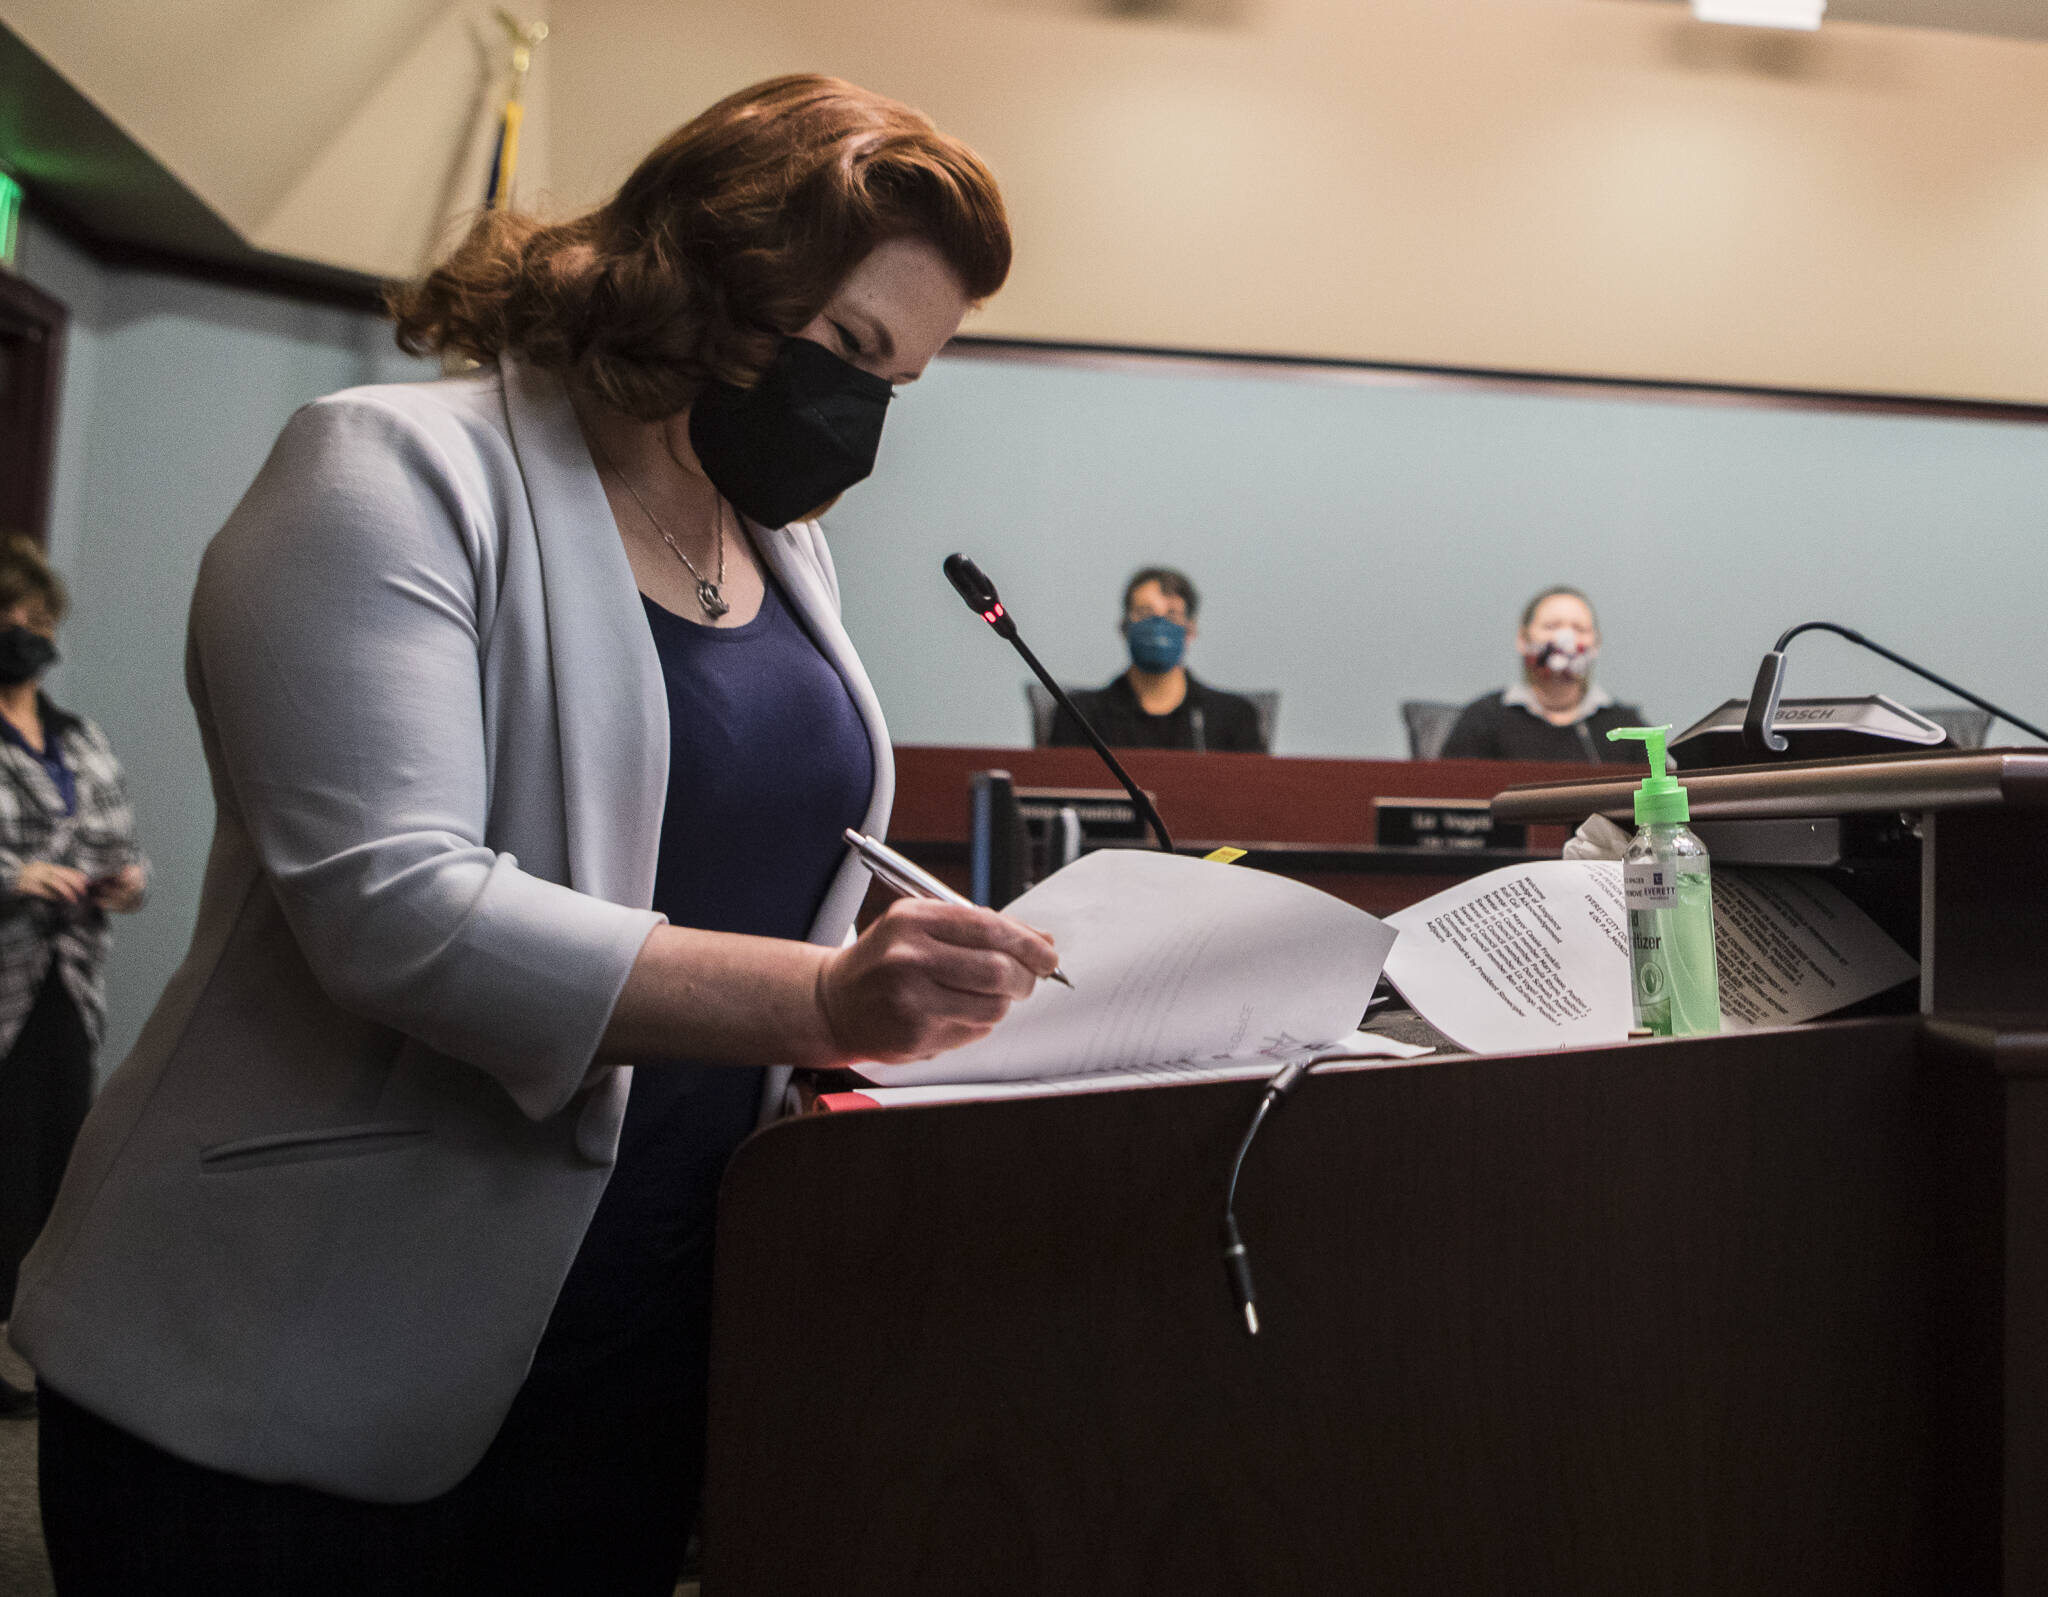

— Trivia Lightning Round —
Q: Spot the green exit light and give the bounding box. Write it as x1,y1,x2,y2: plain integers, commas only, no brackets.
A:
0,171,19,269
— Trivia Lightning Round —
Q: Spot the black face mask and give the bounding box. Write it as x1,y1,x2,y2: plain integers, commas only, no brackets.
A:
0,626,56,686
688,337,893,528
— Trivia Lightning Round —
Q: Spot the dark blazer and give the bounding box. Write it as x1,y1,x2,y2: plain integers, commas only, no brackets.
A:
1051,672,1266,752
1440,687,1645,763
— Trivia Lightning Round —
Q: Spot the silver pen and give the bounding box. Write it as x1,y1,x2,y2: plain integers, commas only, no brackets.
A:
843,828,1074,989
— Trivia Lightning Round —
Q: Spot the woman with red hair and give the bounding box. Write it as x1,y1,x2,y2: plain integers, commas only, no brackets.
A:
19,75,1049,1593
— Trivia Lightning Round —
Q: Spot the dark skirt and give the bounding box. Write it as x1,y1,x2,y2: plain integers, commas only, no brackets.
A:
37,1282,712,1597
0,963,93,1320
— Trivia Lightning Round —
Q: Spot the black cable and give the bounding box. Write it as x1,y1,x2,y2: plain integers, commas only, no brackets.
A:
942,554,1175,852
1220,1051,1387,1338
1221,1094,1278,1337
1772,622,2048,746
1010,627,1176,853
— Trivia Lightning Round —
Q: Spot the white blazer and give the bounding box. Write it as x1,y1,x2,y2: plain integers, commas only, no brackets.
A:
13,354,894,1502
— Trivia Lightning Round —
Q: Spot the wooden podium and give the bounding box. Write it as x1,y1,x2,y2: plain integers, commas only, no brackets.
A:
701,748,2048,1596
882,745,1598,916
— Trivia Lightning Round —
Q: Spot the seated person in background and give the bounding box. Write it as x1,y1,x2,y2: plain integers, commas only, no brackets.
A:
1050,567,1267,752
1440,585,1644,762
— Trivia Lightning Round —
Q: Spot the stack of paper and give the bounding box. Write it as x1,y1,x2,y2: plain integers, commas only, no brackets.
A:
845,849,1404,1105
831,849,1919,1110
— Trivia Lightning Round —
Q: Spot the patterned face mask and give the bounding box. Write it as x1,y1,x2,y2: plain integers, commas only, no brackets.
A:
1523,630,1596,680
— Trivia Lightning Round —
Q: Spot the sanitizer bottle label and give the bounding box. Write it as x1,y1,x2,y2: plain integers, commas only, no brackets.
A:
1624,860,1679,910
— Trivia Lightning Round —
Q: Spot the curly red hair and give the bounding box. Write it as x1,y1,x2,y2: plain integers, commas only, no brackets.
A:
389,75,1011,419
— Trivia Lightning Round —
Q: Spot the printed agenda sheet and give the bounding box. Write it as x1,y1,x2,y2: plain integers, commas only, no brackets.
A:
855,848,1398,1088
1384,861,1634,1054
1712,867,1920,1030
1383,861,1919,1054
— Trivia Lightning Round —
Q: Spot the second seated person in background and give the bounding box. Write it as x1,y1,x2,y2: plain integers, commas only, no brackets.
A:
1050,567,1268,752
1441,585,1644,763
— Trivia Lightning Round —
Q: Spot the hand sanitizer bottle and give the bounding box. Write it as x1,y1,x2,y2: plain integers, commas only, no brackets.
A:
1606,725,1721,1037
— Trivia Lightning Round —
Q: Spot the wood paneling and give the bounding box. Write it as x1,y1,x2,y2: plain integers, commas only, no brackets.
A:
892,745,1595,849
707,1017,1995,1595
885,746,1599,916
0,267,64,544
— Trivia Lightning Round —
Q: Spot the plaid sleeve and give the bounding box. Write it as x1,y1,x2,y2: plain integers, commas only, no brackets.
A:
0,742,37,895
61,719,144,885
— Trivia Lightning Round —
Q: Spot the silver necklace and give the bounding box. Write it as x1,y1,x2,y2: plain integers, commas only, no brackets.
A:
591,431,729,620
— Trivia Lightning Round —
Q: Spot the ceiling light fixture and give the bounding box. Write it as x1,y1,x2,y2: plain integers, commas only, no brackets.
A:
1691,0,1825,28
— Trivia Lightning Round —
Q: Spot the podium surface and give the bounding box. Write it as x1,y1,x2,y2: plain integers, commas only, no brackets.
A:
703,750,2045,1594
1494,744,2048,1016
1492,744,2048,824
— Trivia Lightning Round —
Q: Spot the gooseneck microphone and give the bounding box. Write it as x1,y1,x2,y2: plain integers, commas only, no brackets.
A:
943,554,1175,853
1220,1058,1312,1337
1221,1049,1392,1338
1742,621,2048,756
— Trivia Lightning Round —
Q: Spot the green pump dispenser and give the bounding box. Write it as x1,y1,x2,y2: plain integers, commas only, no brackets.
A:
1606,725,1688,826
1605,725,1721,1037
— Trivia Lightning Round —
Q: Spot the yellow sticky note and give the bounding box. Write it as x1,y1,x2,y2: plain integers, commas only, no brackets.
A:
1203,847,1248,865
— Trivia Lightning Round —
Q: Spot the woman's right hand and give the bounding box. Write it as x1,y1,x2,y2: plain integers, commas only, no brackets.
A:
816,897,1060,1065
14,861,90,905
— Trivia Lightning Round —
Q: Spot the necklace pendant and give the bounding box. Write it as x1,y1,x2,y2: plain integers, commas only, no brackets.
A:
696,579,730,620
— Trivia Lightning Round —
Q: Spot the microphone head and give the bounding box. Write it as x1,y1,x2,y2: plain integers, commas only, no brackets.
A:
1741,649,1791,756
943,553,1000,611
943,553,1016,636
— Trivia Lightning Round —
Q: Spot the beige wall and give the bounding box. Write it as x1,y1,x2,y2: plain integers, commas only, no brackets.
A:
547,0,2048,401
256,2,553,276
15,0,2048,400
3,0,552,274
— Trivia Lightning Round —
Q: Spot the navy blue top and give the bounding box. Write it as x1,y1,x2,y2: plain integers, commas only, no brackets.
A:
533,572,873,1370
0,701,76,816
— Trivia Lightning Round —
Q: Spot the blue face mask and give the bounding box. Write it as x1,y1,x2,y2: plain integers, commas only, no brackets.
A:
1124,615,1188,673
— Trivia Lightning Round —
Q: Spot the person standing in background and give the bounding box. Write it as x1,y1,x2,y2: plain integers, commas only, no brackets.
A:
0,533,146,1420
1050,567,1267,752
1441,585,1644,763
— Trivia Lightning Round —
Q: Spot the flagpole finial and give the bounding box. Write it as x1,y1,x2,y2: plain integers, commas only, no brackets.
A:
486,14,548,209
494,11,548,80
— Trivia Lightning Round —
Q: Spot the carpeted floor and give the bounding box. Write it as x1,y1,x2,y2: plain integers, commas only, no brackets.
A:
0,1325,54,1597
